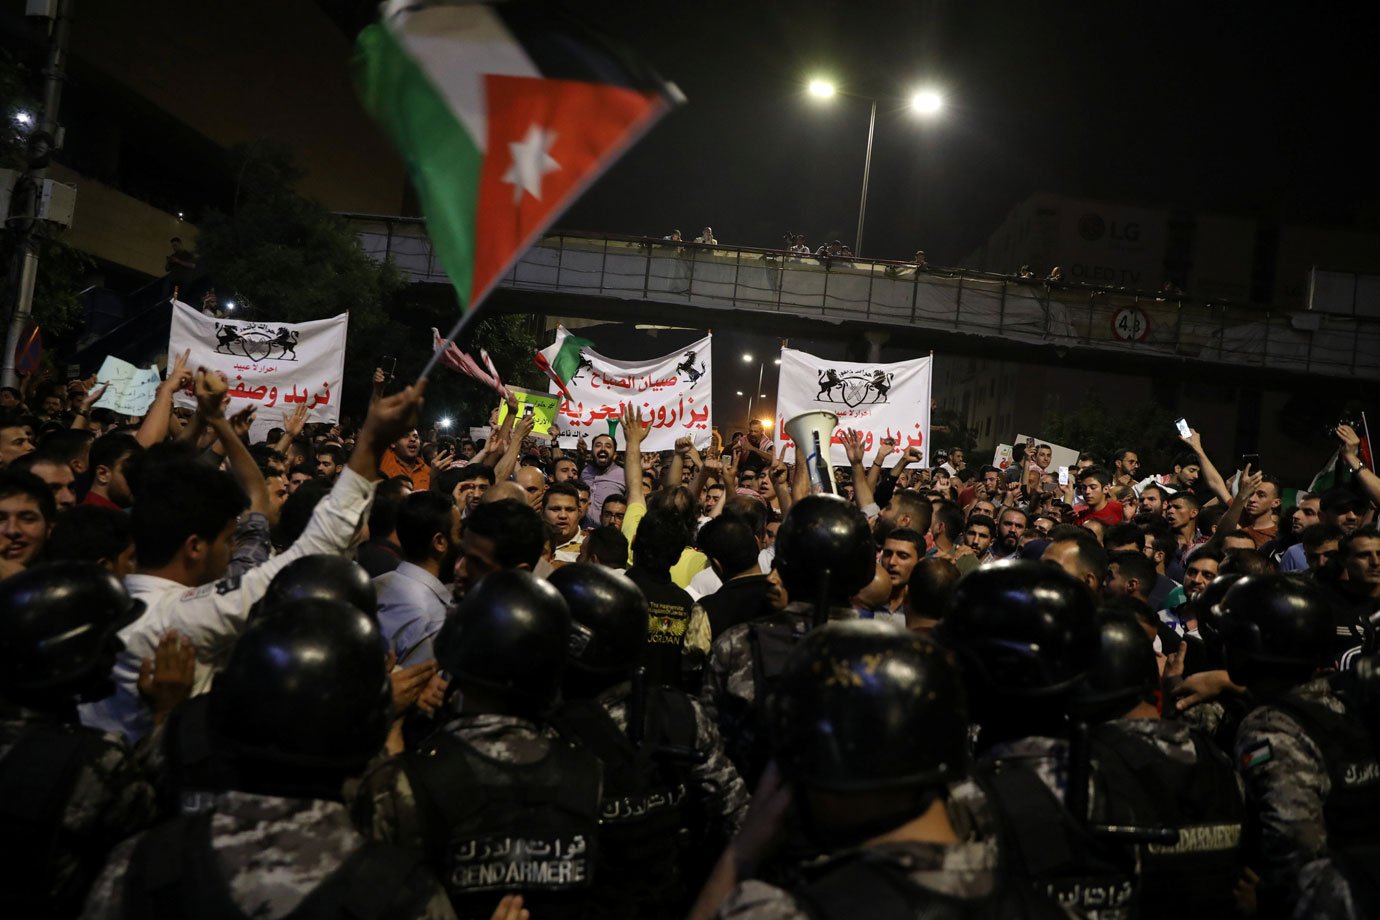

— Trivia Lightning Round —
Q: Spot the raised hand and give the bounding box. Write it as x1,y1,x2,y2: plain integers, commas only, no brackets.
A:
137,629,196,723
164,348,193,392
840,429,866,466
193,368,228,419
430,449,456,473
362,380,427,447
1337,423,1362,460
282,402,309,439
229,404,256,439
619,402,648,448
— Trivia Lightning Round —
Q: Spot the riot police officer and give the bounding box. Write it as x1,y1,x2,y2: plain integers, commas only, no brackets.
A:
354,570,604,919
1220,574,1380,918
691,620,1065,919
935,560,1137,919
548,563,749,917
1073,612,1245,918
700,495,878,786
83,598,455,919
150,554,383,814
257,554,379,617
0,562,158,919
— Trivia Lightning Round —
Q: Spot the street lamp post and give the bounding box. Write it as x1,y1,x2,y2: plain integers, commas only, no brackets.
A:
807,79,943,260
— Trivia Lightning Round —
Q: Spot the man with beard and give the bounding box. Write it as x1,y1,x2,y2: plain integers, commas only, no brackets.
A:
380,426,429,490
1138,482,1171,517
1111,447,1141,488
985,506,1029,562
374,491,460,666
964,513,996,557
736,418,774,476
83,435,140,511
872,488,931,546
1281,489,1366,572
581,432,626,529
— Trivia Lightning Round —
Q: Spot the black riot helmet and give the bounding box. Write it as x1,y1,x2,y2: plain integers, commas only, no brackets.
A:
1191,573,1243,669
770,620,967,793
547,563,648,675
0,562,145,706
1217,574,1333,687
258,555,377,618
209,599,391,772
1069,612,1160,723
935,560,1099,699
774,495,875,608
434,569,571,714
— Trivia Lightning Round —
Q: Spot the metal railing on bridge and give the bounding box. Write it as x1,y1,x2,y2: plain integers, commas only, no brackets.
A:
340,215,1380,381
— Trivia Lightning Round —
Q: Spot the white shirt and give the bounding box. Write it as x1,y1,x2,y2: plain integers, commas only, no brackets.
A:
80,467,376,742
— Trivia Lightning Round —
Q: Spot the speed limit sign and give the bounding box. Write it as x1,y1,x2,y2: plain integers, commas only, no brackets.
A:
1111,306,1150,342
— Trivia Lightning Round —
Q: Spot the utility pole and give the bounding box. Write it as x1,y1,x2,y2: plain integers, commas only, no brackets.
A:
2,0,73,389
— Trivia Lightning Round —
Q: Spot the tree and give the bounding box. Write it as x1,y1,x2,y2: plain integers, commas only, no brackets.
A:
1042,396,1182,473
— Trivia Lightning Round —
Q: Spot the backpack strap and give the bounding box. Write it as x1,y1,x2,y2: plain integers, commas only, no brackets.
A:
978,765,1077,877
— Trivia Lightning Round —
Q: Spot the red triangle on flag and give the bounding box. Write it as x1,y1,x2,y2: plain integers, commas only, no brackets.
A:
473,74,660,305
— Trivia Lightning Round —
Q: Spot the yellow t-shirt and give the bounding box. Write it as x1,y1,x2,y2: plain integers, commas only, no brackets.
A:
621,501,709,589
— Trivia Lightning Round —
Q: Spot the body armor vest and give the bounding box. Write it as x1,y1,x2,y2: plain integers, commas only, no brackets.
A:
977,762,1139,920
403,729,602,920
1089,723,1243,919
552,688,701,919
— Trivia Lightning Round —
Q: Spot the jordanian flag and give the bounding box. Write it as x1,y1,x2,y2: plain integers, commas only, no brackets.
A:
535,324,593,400
355,0,682,313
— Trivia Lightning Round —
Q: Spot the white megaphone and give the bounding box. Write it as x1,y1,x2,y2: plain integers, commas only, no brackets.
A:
784,410,840,495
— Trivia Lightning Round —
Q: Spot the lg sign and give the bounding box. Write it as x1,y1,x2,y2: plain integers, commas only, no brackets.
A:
1078,213,1141,242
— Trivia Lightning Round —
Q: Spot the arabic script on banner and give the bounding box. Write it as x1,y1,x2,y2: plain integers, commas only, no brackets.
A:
775,347,933,467
551,334,713,452
167,300,348,427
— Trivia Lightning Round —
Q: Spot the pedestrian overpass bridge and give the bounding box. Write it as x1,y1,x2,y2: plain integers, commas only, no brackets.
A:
346,217,1379,383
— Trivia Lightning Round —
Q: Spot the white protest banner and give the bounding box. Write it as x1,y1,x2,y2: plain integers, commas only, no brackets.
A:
92,356,163,416
551,334,713,452
167,300,348,429
776,347,932,467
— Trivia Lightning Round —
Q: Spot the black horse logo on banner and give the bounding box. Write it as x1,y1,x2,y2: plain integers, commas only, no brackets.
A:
816,368,893,407
213,323,300,362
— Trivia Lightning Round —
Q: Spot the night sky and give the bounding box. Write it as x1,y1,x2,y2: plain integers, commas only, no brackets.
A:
543,2,1380,265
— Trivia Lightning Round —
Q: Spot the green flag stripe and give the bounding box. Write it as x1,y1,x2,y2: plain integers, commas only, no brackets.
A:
552,336,594,382
356,23,483,310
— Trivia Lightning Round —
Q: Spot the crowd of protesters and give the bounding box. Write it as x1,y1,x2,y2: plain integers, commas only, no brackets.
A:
2,353,1379,920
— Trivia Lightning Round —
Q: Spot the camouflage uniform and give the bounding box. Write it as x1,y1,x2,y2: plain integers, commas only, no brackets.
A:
598,681,749,836
700,604,860,757
81,790,456,920
352,714,553,854
1234,677,1365,919
0,703,158,917
715,779,1070,919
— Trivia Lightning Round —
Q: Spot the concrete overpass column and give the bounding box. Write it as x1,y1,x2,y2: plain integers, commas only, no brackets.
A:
864,330,890,363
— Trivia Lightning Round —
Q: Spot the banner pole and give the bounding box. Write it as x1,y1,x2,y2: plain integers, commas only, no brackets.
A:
418,309,480,383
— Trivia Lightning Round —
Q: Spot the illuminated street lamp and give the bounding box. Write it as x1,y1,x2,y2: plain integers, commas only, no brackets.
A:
806,77,945,257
